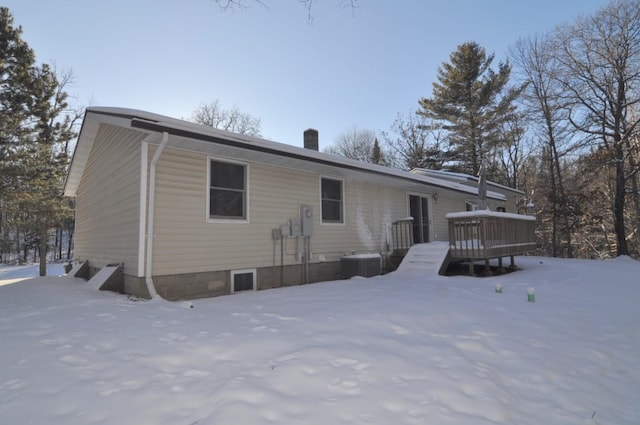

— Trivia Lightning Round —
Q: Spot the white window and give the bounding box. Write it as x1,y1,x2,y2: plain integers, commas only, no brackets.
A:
231,269,257,293
465,201,478,211
321,177,343,223
208,159,247,220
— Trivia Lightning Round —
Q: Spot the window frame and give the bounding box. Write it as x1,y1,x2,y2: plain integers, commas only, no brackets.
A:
230,268,257,293
320,176,345,225
206,157,249,223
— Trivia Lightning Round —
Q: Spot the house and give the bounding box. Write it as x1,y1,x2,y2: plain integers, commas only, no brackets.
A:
410,168,526,213
64,107,521,300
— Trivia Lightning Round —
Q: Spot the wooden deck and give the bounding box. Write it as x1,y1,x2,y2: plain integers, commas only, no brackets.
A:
389,211,536,275
446,210,536,274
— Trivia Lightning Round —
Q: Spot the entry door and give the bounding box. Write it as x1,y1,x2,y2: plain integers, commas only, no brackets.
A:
409,195,430,244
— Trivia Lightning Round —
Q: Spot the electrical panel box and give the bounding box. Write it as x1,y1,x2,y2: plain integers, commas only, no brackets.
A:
279,224,290,237
289,219,302,237
300,205,313,236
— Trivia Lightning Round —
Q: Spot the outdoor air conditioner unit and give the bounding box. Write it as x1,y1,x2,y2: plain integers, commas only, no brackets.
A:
341,254,382,279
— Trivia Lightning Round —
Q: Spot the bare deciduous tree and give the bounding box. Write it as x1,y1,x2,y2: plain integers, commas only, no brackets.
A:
191,100,262,136
512,34,579,257
324,126,389,164
381,112,447,171
492,112,533,190
213,0,358,21
553,0,640,256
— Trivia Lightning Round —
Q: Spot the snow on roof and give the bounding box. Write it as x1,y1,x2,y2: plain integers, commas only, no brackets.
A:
411,168,525,196
445,209,536,221
65,107,506,201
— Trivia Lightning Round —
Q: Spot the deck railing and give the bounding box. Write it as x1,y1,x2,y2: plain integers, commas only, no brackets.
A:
447,211,536,260
391,217,414,256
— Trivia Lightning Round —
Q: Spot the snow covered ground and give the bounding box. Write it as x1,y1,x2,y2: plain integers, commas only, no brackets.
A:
0,256,638,424
0,262,65,286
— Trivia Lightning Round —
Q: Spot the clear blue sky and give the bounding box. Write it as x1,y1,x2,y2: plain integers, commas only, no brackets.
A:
6,0,609,149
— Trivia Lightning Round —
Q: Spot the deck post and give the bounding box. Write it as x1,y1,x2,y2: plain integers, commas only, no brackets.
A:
509,255,516,270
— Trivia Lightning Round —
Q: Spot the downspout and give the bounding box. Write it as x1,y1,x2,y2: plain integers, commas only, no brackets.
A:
304,236,311,284
145,131,169,299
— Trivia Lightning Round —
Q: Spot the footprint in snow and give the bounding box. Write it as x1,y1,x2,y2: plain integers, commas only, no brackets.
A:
183,369,210,378
59,355,91,367
158,333,189,344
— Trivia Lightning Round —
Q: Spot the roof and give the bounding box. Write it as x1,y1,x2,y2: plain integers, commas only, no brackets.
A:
64,107,507,201
411,168,525,196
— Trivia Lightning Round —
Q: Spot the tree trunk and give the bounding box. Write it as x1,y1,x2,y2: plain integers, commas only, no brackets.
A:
58,227,63,260
624,136,640,253
16,227,21,260
39,226,47,277
551,140,573,258
66,226,73,261
614,140,629,256
549,148,559,257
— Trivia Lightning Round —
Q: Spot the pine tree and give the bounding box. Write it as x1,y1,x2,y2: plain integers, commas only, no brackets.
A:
1,8,34,188
20,64,76,275
0,7,38,261
0,7,76,273
418,42,523,175
371,138,382,165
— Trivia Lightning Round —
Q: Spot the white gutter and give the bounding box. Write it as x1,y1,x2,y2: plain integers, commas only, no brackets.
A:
144,131,169,299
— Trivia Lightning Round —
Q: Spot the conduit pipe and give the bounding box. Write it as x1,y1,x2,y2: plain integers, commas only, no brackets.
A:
145,131,169,299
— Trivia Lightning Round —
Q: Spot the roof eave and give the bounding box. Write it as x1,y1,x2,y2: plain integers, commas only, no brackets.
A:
65,107,507,202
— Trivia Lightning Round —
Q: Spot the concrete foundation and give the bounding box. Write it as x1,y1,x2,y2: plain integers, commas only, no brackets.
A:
115,261,343,301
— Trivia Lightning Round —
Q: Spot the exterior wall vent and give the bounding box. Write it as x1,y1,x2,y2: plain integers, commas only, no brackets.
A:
303,128,319,151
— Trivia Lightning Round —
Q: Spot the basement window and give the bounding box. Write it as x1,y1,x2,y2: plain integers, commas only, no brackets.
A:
231,269,257,293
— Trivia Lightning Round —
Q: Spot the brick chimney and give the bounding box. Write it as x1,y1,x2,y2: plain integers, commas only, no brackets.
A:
303,128,319,151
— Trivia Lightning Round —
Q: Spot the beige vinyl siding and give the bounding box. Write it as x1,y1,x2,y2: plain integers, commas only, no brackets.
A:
149,147,507,277
314,179,407,259
150,148,409,276
430,191,468,241
429,192,513,241
74,124,144,275
503,196,518,213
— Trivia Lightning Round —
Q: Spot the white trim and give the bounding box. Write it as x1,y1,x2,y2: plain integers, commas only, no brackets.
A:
206,156,250,224
465,199,479,211
230,268,257,293
319,176,346,226
137,141,149,277
406,192,433,243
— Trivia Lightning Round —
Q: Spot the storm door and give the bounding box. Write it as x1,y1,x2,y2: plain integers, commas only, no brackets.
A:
409,195,430,244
